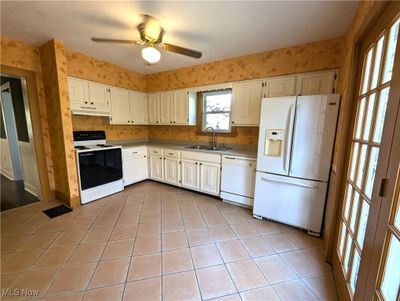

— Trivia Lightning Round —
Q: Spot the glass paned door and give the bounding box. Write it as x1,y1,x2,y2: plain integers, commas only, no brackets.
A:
337,14,400,298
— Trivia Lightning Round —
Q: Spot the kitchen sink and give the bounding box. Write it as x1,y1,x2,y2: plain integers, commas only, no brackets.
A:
184,145,230,151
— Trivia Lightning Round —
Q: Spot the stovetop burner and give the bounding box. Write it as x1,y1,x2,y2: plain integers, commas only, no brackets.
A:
75,146,89,150
96,144,113,148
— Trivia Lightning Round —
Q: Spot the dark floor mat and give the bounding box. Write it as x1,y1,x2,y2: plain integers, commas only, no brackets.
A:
43,205,72,218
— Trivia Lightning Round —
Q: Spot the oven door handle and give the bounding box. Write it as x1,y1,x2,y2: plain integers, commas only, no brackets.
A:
79,153,95,157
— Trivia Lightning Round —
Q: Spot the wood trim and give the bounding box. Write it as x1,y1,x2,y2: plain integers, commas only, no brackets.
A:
195,91,238,138
0,64,53,202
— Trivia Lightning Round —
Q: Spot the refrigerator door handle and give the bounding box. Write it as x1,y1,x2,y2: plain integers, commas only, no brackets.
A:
289,104,300,174
260,176,318,189
283,104,294,172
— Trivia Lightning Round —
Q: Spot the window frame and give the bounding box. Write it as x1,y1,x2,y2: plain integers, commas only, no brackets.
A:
201,89,233,133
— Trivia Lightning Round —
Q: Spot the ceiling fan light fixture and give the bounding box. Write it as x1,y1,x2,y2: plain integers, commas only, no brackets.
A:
141,45,161,64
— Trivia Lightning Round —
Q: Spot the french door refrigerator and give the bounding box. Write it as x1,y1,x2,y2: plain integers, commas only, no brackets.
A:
253,94,340,235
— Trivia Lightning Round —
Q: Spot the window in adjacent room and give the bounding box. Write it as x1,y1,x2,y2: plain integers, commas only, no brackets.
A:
202,89,232,133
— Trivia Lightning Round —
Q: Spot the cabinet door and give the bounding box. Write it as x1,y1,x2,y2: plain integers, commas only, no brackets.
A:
164,157,181,186
173,90,188,125
129,92,148,124
68,77,88,109
199,162,220,195
110,88,130,124
148,94,160,124
295,71,336,95
88,82,110,113
160,92,174,124
149,155,164,181
123,155,148,186
232,80,263,126
264,76,296,97
181,159,199,190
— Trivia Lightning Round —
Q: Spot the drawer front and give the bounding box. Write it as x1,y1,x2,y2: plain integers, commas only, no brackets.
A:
163,149,180,158
181,151,221,163
148,147,163,155
123,147,147,158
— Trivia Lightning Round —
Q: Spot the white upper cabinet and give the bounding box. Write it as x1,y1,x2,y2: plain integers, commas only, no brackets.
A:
232,80,263,126
68,77,110,116
148,93,160,124
264,76,296,97
173,90,197,125
129,91,148,125
109,87,130,124
160,91,174,125
295,70,336,96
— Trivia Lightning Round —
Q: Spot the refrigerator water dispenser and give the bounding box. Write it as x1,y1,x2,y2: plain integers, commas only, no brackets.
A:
264,129,284,156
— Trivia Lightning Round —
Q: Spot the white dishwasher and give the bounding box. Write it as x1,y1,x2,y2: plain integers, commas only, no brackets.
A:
221,155,256,207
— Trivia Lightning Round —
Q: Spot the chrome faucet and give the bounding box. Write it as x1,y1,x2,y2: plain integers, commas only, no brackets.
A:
205,127,216,150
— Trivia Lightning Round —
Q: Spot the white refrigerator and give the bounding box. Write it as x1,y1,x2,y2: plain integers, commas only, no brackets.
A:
253,94,340,235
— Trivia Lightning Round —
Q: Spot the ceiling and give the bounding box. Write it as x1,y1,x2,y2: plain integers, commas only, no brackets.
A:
1,1,358,74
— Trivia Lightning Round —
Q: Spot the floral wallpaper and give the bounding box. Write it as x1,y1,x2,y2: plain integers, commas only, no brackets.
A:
0,35,55,191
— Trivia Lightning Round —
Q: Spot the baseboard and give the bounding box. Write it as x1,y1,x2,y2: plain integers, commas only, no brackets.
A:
1,169,14,181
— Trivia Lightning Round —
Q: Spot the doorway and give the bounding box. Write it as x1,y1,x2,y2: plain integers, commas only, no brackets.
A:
0,75,41,211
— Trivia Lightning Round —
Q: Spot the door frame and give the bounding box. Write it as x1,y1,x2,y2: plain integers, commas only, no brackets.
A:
1,65,52,202
331,3,400,300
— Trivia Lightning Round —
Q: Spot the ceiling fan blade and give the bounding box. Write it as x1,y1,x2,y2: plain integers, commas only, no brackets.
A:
91,37,142,45
161,43,202,59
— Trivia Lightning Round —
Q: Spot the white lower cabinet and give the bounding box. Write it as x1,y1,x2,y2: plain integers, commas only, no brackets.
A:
122,147,148,186
199,162,220,195
149,155,164,181
164,157,180,186
181,159,200,191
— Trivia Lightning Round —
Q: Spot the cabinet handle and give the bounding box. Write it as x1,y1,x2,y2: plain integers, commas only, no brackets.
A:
200,163,203,165
231,121,235,124
128,120,130,123
144,155,147,158
170,121,172,123
195,162,198,165
91,102,94,105
163,157,166,160
131,152,138,154
84,101,88,104
173,121,176,124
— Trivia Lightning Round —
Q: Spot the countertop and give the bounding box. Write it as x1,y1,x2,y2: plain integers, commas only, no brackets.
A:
108,139,257,159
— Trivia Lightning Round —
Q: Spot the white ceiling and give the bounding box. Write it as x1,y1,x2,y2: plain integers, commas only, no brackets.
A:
1,1,358,74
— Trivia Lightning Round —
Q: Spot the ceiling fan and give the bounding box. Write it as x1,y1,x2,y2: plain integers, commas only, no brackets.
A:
91,14,202,64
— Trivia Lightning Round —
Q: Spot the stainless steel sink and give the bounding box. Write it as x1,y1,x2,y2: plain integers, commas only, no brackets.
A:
184,145,230,151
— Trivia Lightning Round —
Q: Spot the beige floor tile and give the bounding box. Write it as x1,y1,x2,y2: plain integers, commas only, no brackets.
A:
213,294,241,301
68,242,106,264
196,265,236,300
280,248,331,277
163,248,193,274
51,230,87,247
221,212,248,224
17,233,59,250
283,230,323,249
255,254,297,284
2,249,45,273
240,236,275,258
302,272,339,301
123,277,161,301
101,239,134,260
226,259,268,291
240,286,280,301
273,279,319,300
137,222,161,237
216,240,250,263
203,213,228,226
1,273,20,289
116,213,140,225
127,253,161,281
249,220,281,235
163,270,201,301
10,268,59,297
190,244,223,268
35,220,70,234
133,236,161,255
162,219,184,233
89,258,130,289
162,231,188,251
83,284,124,301
110,225,137,241
92,214,118,228
81,227,113,243
183,217,207,231
262,233,298,253
42,291,84,301
187,229,214,247
139,211,161,224
230,223,258,238
46,263,96,296
31,246,76,270
1,236,30,253
209,226,237,242
67,216,95,231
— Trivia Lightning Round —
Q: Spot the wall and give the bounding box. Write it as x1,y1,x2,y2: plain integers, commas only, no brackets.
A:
146,37,344,144
40,39,79,206
0,35,55,191
66,49,149,141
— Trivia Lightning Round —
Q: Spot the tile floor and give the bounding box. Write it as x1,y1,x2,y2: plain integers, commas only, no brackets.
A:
1,180,339,300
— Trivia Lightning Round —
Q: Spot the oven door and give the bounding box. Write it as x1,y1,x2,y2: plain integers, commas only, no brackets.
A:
78,148,122,190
